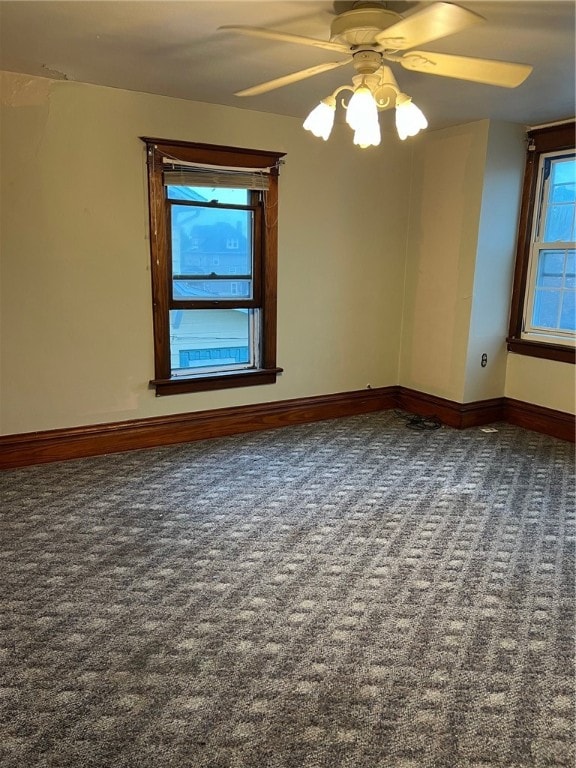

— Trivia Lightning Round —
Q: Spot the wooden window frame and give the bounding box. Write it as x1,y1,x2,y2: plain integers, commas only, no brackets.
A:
142,138,285,395
507,121,575,364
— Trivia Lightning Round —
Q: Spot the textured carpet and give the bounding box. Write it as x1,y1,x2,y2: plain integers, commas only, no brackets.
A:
0,412,574,768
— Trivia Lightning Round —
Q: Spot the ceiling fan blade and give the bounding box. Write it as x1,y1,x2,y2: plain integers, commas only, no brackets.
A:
375,2,484,50
235,59,353,97
399,50,533,88
219,25,349,53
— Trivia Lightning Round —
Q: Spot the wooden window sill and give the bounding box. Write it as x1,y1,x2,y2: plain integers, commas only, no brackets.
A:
507,337,575,364
151,367,283,395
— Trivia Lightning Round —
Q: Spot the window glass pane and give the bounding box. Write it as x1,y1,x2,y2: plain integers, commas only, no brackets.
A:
167,186,249,205
544,157,576,241
544,204,576,242
551,158,576,199
536,250,564,288
174,279,252,300
560,290,576,331
532,289,561,329
170,204,253,284
169,309,255,374
532,249,576,331
566,250,575,288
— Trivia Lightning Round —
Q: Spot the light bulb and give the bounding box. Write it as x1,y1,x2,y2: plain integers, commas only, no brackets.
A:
395,94,428,140
353,117,381,149
346,85,378,131
303,97,336,141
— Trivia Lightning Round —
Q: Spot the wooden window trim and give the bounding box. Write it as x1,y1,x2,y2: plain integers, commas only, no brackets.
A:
507,121,576,364
143,138,286,394
151,368,284,396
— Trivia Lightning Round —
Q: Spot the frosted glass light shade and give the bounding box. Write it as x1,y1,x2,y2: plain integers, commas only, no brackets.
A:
303,98,336,140
395,95,428,140
346,86,378,131
353,117,381,149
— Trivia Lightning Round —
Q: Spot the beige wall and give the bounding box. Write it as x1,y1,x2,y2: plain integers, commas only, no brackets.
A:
506,355,576,414
0,71,411,434
463,120,526,403
1,71,573,436
399,120,489,402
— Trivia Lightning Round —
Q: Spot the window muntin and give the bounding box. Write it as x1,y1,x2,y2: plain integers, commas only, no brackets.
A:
143,138,284,394
523,151,576,344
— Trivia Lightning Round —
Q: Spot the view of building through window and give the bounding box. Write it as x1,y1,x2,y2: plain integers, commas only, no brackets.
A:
167,185,254,375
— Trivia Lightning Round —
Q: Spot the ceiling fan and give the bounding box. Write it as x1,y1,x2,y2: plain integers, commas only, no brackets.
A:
219,1,533,96
218,1,533,147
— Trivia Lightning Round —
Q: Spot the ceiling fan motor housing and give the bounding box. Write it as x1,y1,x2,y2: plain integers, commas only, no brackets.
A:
330,6,402,46
352,49,384,74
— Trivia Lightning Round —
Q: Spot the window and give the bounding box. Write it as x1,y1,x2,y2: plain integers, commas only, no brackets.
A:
508,121,575,363
143,139,285,395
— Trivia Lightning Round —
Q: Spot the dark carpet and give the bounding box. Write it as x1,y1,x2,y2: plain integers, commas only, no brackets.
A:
0,412,574,768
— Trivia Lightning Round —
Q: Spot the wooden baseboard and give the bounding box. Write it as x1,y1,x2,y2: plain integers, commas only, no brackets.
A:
1,386,572,469
0,387,397,469
396,388,506,429
505,398,575,443
396,387,574,443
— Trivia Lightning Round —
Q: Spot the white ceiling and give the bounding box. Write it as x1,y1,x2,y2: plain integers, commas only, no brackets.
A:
0,1,574,131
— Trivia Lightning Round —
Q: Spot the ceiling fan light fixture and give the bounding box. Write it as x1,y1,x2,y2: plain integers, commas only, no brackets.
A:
395,92,428,140
224,1,535,150
303,96,337,140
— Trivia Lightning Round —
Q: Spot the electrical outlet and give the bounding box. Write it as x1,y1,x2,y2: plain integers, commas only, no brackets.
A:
481,353,488,367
